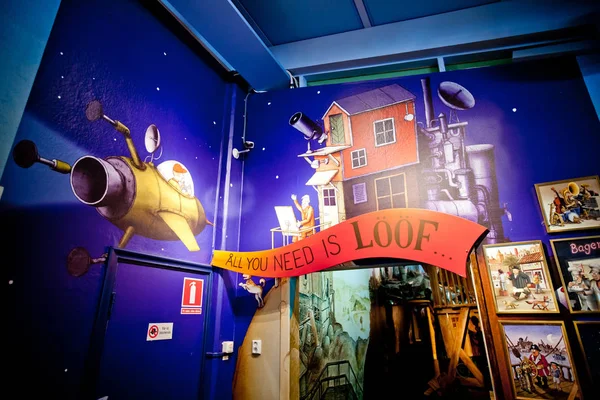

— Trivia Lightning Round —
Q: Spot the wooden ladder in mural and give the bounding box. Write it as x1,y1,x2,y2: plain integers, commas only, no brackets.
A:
424,265,486,396
424,306,486,395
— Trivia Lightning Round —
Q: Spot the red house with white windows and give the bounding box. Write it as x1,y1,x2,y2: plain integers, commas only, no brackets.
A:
299,84,421,227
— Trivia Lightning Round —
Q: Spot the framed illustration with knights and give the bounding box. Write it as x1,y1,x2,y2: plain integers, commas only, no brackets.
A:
482,240,559,314
550,235,600,313
499,320,582,400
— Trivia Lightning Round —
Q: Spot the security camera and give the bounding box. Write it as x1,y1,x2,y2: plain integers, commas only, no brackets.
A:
243,141,254,149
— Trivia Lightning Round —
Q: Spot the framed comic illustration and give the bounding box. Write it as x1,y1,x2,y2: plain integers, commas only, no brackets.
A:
534,175,600,234
573,321,600,384
499,320,582,400
483,240,559,314
550,236,600,313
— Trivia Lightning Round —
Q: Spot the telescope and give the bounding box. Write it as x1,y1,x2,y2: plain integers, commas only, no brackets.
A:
289,112,328,151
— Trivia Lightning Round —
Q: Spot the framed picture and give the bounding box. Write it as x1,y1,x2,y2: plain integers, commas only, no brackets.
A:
482,240,559,314
573,321,600,384
499,320,581,399
550,236,600,313
534,175,600,233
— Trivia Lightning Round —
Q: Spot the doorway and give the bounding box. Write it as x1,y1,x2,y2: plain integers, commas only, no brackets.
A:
296,262,493,400
321,187,339,227
82,248,212,400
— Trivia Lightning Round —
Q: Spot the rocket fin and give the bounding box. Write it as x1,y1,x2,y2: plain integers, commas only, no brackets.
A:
157,211,200,251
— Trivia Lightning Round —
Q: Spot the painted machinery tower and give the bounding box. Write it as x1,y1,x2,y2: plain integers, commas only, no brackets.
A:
418,78,507,244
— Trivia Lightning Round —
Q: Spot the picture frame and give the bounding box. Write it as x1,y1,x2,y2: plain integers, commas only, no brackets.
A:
550,236,600,313
573,321,600,384
499,320,582,400
534,175,600,234
482,240,559,314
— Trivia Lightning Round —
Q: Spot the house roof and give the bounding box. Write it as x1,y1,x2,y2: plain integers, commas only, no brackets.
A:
324,84,416,117
297,145,350,157
518,252,543,264
305,170,338,186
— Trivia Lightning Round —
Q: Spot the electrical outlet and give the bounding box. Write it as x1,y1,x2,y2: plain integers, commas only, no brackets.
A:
252,339,261,355
222,341,234,354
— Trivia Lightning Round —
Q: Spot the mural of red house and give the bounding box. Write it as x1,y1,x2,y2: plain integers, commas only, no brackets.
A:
299,84,421,227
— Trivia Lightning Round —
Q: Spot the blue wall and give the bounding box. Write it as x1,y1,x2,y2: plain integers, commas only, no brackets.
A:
240,56,600,258
234,55,600,399
1,0,242,398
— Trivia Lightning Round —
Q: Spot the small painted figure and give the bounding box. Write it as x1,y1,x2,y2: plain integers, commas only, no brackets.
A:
550,361,562,391
291,193,315,241
529,344,550,388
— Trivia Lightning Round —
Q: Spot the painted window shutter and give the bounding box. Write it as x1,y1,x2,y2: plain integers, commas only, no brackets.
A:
329,114,345,145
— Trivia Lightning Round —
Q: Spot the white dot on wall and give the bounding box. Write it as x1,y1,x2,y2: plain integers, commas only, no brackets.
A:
57,95,61,99
156,87,160,91
92,77,95,80
184,137,187,140
195,156,198,159
230,183,233,187
161,248,164,251
164,52,167,56
276,175,279,179
262,147,265,151
512,108,517,112
267,102,271,105
317,90,321,94
64,369,68,372
8,280,14,285
213,121,216,125
60,52,64,55
114,138,117,141
61,75,64,79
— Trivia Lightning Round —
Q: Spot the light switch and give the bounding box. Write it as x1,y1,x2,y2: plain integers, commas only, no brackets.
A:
222,341,234,354
252,339,261,355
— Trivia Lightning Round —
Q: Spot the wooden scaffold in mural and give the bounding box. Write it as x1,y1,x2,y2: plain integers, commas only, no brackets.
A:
422,264,489,396
367,261,489,398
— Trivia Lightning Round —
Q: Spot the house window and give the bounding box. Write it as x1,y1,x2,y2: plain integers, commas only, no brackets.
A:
375,173,407,210
329,114,345,145
352,183,367,204
351,148,367,169
373,118,396,147
323,188,336,206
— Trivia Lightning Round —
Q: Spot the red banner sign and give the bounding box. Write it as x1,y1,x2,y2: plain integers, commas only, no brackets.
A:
210,208,488,278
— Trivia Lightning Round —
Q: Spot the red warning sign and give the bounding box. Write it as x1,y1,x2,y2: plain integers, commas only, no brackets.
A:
148,324,159,339
181,277,203,315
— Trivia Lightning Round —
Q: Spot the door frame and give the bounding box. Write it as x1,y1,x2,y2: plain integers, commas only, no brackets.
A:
80,247,213,399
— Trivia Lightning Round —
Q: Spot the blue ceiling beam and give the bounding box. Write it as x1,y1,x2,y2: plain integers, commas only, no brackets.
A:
353,0,372,28
159,0,291,91
271,1,600,76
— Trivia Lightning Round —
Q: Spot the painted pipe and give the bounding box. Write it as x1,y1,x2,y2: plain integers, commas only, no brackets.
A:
421,78,434,128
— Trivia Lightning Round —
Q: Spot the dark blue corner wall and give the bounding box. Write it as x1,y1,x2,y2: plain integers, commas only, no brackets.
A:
3,1,600,400
1,0,244,398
